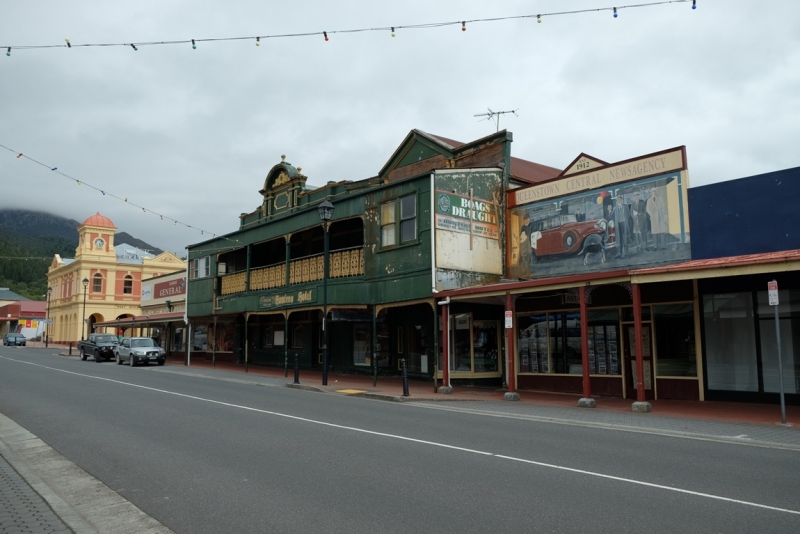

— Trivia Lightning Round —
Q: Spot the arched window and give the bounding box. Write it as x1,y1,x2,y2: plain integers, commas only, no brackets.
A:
123,275,133,295
92,273,103,293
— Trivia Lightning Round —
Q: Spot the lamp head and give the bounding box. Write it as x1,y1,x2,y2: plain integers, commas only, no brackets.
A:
82,278,89,288
318,200,335,221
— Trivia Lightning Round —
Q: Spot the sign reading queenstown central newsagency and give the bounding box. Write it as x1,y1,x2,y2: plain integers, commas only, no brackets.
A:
435,192,499,239
258,289,316,309
513,148,685,206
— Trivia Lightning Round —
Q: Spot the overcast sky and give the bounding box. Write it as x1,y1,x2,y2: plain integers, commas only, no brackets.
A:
2,0,798,255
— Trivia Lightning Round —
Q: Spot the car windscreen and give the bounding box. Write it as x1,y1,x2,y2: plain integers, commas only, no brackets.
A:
131,339,157,348
95,335,117,343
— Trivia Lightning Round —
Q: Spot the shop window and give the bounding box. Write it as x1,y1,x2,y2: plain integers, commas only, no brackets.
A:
263,326,274,347
353,323,370,366
703,293,758,391
123,275,133,294
587,309,621,375
380,194,417,248
518,314,548,373
519,310,617,375
757,290,799,394
653,304,697,377
550,312,582,374
173,328,184,351
452,314,472,371
292,325,304,349
193,325,208,351
473,321,499,373
92,274,103,293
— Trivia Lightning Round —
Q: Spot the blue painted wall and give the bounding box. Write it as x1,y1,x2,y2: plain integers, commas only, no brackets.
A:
688,166,800,259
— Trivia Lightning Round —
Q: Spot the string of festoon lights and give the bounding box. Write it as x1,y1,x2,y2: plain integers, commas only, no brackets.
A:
3,1,697,56
0,143,242,256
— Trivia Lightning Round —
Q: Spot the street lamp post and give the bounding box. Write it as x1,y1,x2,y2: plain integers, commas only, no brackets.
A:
81,278,89,341
46,287,52,348
318,200,335,386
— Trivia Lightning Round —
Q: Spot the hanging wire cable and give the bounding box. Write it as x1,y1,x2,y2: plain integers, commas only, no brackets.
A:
1,1,694,52
0,142,241,254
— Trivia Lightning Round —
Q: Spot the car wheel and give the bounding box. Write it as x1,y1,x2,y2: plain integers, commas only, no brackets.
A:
116,353,122,365
564,232,577,249
80,349,87,361
129,355,135,367
158,360,164,366
94,350,102,363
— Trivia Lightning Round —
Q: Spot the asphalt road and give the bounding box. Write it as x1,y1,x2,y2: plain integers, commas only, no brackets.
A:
1,346,799,533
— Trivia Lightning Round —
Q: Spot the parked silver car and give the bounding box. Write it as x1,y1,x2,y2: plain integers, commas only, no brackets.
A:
115,337,166,366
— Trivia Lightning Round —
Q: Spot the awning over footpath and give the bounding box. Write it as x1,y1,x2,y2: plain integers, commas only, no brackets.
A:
438,249,800,300
94,311,186,329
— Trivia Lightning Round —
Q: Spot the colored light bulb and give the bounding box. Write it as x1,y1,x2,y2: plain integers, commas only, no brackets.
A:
324,31,328,41
462,21,466,31
191,39,196,49
256,37,260,46
613,7,618,18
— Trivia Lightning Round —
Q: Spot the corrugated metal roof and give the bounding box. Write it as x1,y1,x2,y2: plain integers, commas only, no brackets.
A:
510,157,561,184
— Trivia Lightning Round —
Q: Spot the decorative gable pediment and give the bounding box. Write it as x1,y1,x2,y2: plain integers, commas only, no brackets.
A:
561,153,608,177
149,251,186,265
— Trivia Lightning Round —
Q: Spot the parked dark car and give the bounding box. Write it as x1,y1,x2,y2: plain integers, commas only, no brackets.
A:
115,337,166,366
3,333,26,346
77,333,119,362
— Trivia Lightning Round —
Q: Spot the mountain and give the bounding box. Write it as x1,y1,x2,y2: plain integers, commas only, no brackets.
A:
115,232,163,255
0,209,164,300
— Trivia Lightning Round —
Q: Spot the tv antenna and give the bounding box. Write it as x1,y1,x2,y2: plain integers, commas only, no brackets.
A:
474,108,518,132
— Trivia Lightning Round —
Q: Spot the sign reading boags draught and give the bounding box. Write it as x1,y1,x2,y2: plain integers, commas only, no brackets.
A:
435,192,499,239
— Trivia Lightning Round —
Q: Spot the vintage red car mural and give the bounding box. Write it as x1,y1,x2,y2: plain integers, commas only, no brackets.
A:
530,214,616,262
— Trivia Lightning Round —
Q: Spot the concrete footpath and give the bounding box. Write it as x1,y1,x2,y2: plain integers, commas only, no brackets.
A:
1,357,798,534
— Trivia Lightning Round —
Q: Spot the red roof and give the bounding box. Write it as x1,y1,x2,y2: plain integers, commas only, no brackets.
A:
510,157,561,184
81,212,116,229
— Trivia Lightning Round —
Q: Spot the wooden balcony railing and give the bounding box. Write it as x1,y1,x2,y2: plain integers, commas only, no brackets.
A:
220,272,247,296
220,248,365,295
250,264,286,291
330,247,365,279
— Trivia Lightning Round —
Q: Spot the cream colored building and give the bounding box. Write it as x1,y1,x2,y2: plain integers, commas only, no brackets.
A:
47,213,186,344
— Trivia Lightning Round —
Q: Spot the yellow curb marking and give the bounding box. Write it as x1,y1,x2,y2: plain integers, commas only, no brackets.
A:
336,389,367,394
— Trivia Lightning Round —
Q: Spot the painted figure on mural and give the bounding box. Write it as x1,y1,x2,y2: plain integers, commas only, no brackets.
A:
646,187,668,250
613,196,630,259
631,192,647,251
519,213,532,274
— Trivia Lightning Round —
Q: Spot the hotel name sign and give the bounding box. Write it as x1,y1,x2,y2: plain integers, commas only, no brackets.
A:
513,148,685,206
258,289,316,309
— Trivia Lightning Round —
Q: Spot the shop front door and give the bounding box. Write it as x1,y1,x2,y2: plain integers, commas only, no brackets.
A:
623,322,654,400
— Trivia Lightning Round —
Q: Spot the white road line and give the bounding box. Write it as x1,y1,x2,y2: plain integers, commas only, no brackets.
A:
4,356,800,516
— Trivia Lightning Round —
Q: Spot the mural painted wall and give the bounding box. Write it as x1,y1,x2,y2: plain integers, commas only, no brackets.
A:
433,169,504,291
509,148,691,279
